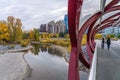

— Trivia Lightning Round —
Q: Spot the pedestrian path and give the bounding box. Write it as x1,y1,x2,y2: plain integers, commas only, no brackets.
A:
96,41,120,80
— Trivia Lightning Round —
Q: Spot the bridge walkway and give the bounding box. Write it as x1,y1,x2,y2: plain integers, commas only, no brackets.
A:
96,41,120,80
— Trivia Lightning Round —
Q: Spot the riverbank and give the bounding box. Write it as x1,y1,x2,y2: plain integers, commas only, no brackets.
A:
0,53,31,80
0,44,33,53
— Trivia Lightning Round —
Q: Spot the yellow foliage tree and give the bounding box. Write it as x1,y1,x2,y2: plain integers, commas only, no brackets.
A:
14,26,23,43
7,16,15,42
28,29,40,41
0,23,10,42
83,34,87,39
7,16,23,43
81,34,87,46
29,30,34,39
81,39,86,46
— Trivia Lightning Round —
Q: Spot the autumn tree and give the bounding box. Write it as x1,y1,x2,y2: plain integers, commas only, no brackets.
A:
28,29,40,41
33,29,40,41
23,32,29,39
29,30,34,40
0,22,10,42
7,16,23,43
7,16,15,42
14,18,23,43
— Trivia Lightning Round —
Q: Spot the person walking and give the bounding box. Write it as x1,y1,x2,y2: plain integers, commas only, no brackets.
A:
101,37,105,49
106,38,111,50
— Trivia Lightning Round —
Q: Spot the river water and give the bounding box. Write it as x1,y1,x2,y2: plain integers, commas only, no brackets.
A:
24,44,88,80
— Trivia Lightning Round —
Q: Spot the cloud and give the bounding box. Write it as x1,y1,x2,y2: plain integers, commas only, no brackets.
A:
50,7,67,14
0,0,68,30
0,0,117,30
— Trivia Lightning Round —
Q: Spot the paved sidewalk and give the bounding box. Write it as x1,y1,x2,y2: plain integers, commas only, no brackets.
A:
96,43,120,80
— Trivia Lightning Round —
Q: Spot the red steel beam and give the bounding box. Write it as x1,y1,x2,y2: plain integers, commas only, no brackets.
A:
87,5,120,52
78,6,120,64
68,0,119,80
68,0,83,80
90,13,120,50
90,12,120,47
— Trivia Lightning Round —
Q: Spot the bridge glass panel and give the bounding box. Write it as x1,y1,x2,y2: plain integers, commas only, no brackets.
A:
92,18,101,28
91,0,120,29
79,0,101,29
115,1,120,6
93,10,120,30
101,10,120,22
105,0,113,6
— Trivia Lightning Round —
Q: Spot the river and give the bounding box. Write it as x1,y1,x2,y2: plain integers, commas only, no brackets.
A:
24,44,88,80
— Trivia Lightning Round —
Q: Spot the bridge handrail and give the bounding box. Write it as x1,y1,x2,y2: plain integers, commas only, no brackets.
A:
88,44,98,80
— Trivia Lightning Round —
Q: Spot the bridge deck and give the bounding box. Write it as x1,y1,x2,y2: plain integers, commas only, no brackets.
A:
96,41,120,80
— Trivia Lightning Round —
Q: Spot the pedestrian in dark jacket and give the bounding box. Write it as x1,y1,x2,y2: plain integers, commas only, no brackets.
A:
106,38,111,50
101,37,105,49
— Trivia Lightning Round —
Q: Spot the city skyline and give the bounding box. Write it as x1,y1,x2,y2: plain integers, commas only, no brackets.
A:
0,0,68,30
0,0,114,31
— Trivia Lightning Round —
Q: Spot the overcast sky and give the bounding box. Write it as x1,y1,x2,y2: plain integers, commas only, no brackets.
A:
0,0,68,30
0,0,117,30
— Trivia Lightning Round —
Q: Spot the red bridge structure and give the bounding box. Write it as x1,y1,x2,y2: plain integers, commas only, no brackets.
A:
68,0,120,80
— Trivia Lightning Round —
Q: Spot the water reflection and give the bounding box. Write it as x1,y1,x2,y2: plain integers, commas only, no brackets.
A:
24,44,88,80
25,44,68,80
30,44,65,57
30,44,41,55
48,47,64,57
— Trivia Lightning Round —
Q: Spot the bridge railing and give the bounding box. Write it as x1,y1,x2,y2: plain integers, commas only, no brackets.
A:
88,44,98,80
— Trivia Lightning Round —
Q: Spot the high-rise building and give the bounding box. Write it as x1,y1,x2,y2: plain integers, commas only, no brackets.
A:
40,24,47,32
64,14,68,33
40,20,66,34
48,21,55,33
54,20,66,34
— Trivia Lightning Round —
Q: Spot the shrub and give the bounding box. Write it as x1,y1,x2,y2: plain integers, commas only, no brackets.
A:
111,38,118,41
106,34,115,38
59,32,65,38
95,34,102,39
61,41,70,47
81,39,86,46
21,40,28,47
40,39,55,43
64,34,70,39
67,45,71,53
40,40,48,43
118,34,120,38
